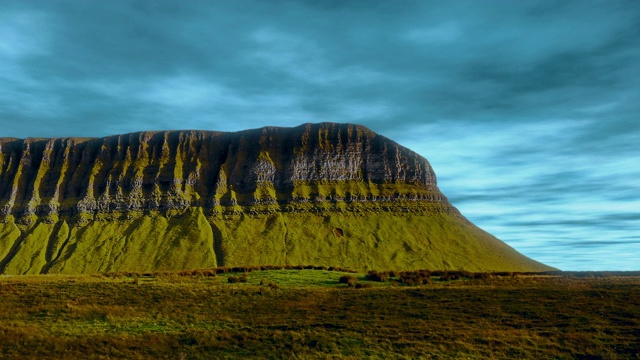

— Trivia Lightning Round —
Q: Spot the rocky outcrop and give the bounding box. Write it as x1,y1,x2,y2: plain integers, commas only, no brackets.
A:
0,123,555,274
0,123,445,218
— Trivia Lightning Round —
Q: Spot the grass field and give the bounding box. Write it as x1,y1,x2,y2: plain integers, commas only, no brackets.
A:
1,268,639,359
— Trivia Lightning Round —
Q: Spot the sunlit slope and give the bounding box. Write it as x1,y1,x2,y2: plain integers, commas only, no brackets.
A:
215,211,551,272
0,209,217,274
0,208,552,274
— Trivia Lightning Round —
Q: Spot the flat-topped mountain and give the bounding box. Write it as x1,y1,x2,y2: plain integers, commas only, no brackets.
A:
0,123,554,274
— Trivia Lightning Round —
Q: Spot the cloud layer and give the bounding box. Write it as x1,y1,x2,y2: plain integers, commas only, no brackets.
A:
1,0,638,270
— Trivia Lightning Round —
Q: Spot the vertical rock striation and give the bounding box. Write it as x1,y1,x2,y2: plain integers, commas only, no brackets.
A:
0,123,444,216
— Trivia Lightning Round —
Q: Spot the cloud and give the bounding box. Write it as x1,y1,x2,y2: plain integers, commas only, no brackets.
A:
0,10,51,59
403,23,461,44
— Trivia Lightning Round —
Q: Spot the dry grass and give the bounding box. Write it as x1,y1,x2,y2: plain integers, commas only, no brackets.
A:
0,269,639,359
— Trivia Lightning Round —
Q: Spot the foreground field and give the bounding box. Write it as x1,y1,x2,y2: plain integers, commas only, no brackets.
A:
0,268,639,359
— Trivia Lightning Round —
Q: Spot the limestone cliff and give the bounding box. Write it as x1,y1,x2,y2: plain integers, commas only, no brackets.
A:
0,123,554,274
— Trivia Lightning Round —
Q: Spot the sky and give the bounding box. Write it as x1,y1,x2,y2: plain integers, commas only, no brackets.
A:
1,0,638,270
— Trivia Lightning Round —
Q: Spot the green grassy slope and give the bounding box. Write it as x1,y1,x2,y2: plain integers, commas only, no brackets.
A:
215,211,551,272
0,208,553,274
0,209,218,274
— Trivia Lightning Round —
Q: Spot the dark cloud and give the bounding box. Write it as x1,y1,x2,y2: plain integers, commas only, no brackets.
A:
3,1,639,135
0,0,638,270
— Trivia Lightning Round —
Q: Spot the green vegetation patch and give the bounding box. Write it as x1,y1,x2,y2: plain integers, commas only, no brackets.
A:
1,207,555,275
0,270,638,359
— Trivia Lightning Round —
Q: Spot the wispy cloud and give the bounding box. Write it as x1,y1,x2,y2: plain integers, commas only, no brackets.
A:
403,23,461,44
0,11,51,59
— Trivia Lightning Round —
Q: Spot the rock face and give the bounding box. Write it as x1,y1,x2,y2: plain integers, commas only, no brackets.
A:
0,123,554,274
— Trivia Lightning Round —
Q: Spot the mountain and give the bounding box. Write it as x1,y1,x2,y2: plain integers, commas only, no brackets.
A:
0,123,554,274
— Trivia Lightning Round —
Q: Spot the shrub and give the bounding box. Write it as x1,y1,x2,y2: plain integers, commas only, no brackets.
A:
192,270,204,277
472,272,491,280
339,275,358,287
365,271,389,282
339,275,356,284
398,271,432,286
231,267,251,273
202,270,216,277
228,274,248,283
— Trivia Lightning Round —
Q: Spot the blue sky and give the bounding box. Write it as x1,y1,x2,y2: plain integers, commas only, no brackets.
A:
1,0,638,270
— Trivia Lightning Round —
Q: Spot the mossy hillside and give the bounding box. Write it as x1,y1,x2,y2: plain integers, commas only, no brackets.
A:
51,208,217,274
214,211,550,272
0,219,21,262
211,213,288,267
1,221,58,275
0,208,218,275
0,208,552,274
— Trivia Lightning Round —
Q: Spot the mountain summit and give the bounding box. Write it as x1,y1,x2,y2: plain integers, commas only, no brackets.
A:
0,123,553,274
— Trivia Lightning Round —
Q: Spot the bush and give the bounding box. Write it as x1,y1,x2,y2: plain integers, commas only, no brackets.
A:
339,275,358,287
339,275,356,284
231,267,251,273
202,270,216,277
398,271,432,286
228,274,248,283
192,270,204,277
472,272,491,280
365,271,389,282
330,266,357,273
